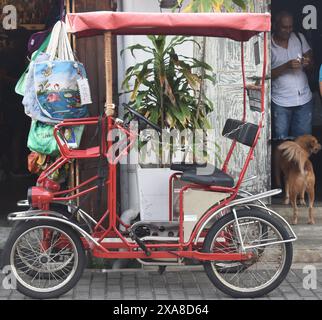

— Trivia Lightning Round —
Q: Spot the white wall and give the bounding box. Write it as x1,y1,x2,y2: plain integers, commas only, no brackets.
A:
117,0,193,212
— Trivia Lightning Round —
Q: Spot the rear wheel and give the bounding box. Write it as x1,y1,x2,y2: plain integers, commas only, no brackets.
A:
203,209,293,298
214,220,268,273
2,220,86,299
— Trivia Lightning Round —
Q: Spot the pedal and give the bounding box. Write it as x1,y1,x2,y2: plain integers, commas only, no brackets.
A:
130,232,151,257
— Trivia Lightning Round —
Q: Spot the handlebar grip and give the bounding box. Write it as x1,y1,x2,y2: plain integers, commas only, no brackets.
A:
123,104,162,133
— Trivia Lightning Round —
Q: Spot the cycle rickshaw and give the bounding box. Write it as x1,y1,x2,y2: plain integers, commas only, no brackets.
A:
2,11,297,299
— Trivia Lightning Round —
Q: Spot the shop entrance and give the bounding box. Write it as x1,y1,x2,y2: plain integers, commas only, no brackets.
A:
271,0,322,200
0,0,61,225
0,29,35,225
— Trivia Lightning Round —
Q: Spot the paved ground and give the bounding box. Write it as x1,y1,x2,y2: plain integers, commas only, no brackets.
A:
0,265,322,300
1,203,322,300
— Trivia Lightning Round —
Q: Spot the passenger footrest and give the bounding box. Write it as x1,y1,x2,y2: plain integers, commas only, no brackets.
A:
130,231,151,256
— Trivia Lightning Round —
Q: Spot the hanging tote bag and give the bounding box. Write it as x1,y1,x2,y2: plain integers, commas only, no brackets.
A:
22,51,60,124
27,120,85,156
27,120,60,156
34,21,92,121
15,33,51,96
28,29,51,55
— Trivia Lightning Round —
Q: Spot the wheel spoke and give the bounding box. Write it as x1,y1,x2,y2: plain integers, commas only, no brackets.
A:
204,211,292,297
10,224,81,296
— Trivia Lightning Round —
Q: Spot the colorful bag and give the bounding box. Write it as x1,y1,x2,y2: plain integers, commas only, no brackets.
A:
22,52,58,124
27,152,48,174
34,21,91,121
27,120,85,156
15,33,51,97
28,29,51,55
27,121,60,156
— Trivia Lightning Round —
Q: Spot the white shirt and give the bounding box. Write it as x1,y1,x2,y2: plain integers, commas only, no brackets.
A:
271,32,312,107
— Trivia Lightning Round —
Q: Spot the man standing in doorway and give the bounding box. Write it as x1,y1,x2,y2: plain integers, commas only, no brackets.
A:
271,11,314,140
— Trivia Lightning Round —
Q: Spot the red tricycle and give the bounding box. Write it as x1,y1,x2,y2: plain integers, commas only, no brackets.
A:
2,11,297,299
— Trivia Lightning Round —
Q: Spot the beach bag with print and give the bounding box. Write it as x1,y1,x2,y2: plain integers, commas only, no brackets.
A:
15,33,51,97
34,21,92,121
22,51,59,124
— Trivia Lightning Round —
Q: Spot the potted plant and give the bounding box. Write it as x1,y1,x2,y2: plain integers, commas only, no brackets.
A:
121,35,216,221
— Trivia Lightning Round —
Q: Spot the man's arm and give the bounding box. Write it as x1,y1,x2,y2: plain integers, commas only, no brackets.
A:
271,59,302,79
302,49,314,72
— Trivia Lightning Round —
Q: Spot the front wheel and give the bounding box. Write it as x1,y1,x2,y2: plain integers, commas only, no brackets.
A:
203,208,293,298
2,220,86,299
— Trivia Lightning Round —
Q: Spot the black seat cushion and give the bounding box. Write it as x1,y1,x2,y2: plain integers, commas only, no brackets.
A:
171,162,208,172
222,119,258,147
181,166,234,187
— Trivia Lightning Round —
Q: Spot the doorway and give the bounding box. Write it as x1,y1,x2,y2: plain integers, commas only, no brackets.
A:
271,0,322,201
0,1,61,225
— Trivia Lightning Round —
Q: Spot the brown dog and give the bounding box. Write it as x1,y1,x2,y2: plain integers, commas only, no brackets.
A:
277,135,321,225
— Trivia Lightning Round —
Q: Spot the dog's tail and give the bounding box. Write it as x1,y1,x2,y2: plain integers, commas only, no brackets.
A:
278,141,309,175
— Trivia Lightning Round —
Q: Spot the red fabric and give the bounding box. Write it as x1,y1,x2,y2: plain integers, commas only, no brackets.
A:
66,11,270,41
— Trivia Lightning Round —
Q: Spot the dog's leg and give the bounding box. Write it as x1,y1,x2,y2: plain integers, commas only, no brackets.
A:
290,193,298,225
273,142,282,188
307,186,315,225
284,179,290,205
300,189,306,206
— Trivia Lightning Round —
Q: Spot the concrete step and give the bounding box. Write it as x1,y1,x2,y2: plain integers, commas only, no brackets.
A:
290,225,322,263
269,204,322,224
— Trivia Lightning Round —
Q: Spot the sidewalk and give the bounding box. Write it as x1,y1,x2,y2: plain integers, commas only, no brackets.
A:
1,265,322,300
270,204,322,263
1,205,322,300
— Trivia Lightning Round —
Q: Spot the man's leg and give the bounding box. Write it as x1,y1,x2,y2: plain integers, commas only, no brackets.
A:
291,99,313,137
271,102,293,189
271,102,293,140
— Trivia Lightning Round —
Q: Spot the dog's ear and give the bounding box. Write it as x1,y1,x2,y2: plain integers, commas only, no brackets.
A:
309,138,316,148
308,138,321,154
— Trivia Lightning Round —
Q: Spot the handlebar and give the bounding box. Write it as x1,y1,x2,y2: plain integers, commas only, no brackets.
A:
123,104,162,133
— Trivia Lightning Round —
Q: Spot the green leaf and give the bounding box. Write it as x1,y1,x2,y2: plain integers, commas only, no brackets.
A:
179,103,192,122
149,107,160,126
203,74,217,85
189,59,213,71
232,0,247,10
181,69,201,91
135,92,148,109
121,44,152,58
170,106,187,127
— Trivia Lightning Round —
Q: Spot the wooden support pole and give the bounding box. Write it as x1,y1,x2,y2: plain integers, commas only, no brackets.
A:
104,32,115,116
66,0,70,15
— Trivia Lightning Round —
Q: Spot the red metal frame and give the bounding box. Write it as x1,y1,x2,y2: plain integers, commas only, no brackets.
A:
30,31,268,262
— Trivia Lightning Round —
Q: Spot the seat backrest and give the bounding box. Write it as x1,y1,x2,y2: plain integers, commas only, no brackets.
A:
222,119,258,147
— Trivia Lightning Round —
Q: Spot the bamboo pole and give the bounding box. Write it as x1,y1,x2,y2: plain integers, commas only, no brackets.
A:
72,0,76,49
65,0,79,206
65,1,75,199
104,32,115,116
72,0,75,13
66,0,70,15
76,159,80,206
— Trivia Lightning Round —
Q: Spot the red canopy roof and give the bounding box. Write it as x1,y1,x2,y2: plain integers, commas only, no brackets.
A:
66,11,271,41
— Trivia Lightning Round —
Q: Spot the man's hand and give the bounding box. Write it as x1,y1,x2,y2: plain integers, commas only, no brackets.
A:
287,59,302,69
302,56,311,67
272,58,305,79
302,52,313,72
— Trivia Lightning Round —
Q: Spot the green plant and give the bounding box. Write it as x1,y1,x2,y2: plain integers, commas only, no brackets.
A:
121,35,216,131
178,0,253,12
